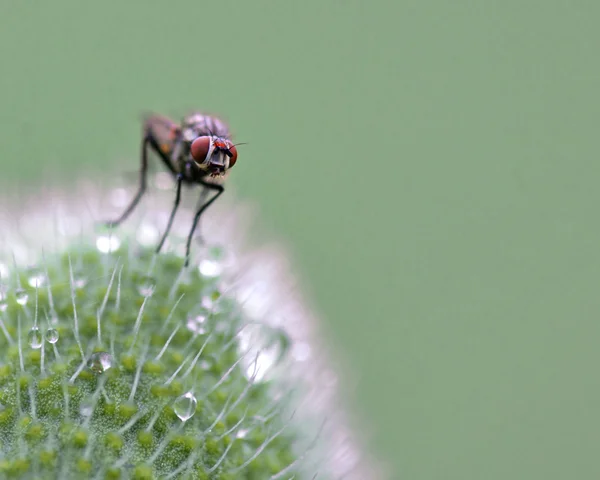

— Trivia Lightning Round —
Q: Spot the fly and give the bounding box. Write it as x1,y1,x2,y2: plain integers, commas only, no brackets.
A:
104,111,241,266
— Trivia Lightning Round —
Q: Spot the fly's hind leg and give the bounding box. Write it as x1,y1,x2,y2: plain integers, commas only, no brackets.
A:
104,133,152,228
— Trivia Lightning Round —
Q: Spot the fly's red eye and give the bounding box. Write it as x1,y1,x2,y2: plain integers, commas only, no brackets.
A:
190,136,211,163
228,144,238,168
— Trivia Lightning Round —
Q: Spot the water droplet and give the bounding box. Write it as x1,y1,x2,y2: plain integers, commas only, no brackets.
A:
79,397,94,417
137,275,156,297
96,235,121,253
28,327,43,349
0,286,8,312
237,324,290,382
15,288,29,306
48,314,59,326
198,246,226,278
173,391,197,422
87,352,115,373
236,428,249,439
186,305,209,334
26,267,46,288
45,328,59,344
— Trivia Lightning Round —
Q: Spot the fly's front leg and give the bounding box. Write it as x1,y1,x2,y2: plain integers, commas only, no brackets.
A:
192,187,211,245
185,180,224,267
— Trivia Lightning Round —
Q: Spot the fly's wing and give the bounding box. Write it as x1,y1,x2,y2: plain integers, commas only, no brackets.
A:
142,113,180,144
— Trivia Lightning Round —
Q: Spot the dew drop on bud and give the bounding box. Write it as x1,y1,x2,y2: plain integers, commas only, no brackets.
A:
26,266,46,288
87,352,115,373
236,428,249,439
137,275,156,297
15,288,29,306
96,234,121,253
28,327,43,349
198,246,226,278
173,391,197,422
45,328,59,344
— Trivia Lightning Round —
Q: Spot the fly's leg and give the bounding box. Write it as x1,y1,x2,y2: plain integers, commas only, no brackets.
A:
185,180,224,267
155,174,183,253
104,133,151,228
192,187,211,245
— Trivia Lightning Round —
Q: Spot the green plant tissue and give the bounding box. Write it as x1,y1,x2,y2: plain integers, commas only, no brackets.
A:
0,176,381,479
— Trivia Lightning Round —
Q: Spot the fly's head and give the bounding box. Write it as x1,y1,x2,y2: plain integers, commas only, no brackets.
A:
190,136,238,178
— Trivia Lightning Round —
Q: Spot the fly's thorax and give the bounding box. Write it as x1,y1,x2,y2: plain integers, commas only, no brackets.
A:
183,112,231,139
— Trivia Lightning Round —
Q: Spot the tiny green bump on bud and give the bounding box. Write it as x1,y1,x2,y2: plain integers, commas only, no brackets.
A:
132,465,153,480
0,407,14,425
213,421,225,436
170,434,196,451
39,450,57,468
10,458,30,476
18,375,30,389
137,430,153,448
204,438,219,456
78,369,94,381
0,364,11,380
142,361,163,375
149,384,169,398
72,429,88,448
105,467,122,480
103,401,116,415
117,402,138,420
105,432,124,451
168,351,184,365
18,415,32,430
121,354,137,372
76,457,92,474
50,362,68,375
27,349,41,363
24,422,44,442
38,376,53,390
167,380,183,396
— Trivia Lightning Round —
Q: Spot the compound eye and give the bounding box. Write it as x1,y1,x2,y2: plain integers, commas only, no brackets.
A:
190,136,211,163
228,144,238,168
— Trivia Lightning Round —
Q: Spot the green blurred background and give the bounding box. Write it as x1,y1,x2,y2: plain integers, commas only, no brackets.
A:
2,1,600,478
